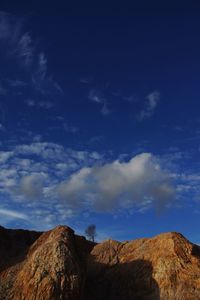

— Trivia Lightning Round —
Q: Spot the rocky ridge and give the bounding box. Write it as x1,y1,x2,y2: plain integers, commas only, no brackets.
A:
0,225,200,299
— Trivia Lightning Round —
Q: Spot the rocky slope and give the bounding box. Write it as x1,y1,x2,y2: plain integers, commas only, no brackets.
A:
0,225,200,299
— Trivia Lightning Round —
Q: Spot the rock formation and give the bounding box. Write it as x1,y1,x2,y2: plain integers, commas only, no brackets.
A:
0,225,200,299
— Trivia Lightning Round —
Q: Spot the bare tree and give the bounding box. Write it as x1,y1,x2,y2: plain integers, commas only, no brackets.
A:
85,224,96,242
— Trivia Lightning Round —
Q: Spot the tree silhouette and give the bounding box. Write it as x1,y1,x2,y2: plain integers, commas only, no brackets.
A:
85,224,96,242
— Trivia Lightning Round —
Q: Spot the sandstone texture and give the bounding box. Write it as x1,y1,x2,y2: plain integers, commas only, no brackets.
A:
0,225,200,299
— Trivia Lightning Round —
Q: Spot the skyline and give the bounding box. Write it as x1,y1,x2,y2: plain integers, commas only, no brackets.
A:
0,3,200,243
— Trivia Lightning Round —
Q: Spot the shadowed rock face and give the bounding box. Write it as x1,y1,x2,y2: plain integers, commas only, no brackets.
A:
0,226,200,299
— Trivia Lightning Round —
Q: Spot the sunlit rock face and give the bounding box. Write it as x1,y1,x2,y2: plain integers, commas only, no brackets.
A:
0,225,93,300
0,225,200,300
87,232,200,300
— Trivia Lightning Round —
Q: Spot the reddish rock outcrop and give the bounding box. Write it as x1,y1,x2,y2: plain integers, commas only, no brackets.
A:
0,225,93,300
0,226,200,299
87,232,200,299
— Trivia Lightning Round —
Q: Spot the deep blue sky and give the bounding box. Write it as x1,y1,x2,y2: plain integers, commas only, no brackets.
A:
0,2,200,242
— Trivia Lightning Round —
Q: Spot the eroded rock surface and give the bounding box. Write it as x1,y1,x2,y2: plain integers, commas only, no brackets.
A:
0,226,200,299
87,232,200,300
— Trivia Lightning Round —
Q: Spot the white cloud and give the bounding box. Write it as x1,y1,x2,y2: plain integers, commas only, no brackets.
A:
89,89,104,103
0,11,61,96
8,79,26,87
63,122,79,134
137,91,160,121
16,33,33,67
24,99,54,109
0,142,104,203
0,140,187,227
101,103,110,115
32,134,42,142
25,99,35,106
52,116,79,134
31,52,60,95
0,151,13,163
58,153,175,212
38,101,54,109
89,89,110,115
37,52,47,80
14,142,104,166
0,141,99,221
0,208,28,220
18,174,44,199
0,12,34,67
15,142,65,160
0,11,20,41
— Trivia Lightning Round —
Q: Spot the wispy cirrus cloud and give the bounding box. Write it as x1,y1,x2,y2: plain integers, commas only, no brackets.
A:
63,122,79,134
51,116,79,134
0,11,62,97
15,32,34,67
0,11,33,68
0,208,28,220
88,89,110,115
137,90,160,121
80,76,93,84
8,79,27,87
24,99,54,109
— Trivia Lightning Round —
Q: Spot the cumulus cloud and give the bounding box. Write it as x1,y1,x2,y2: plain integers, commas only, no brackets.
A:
0,141,175,215
0,142,104,202
137,91,160,121
58,153,175,212
0,139,186,228
0,151,13,163
0,140,107,228
18,174,44,199
14,142,103,165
